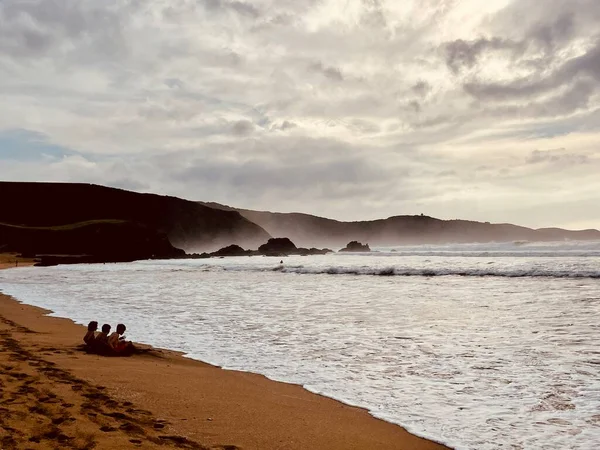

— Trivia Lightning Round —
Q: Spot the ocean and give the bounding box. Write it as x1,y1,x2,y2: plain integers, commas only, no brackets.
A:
1,240,599,449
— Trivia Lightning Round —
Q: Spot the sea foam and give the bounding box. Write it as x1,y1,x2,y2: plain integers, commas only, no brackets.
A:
1,243,600,450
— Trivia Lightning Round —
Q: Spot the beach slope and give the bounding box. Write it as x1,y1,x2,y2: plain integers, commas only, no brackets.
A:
0,288,450,450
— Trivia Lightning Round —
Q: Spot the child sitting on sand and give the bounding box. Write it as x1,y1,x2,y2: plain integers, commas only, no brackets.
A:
108,323,135,355
92,324,111,354
83,321,98,346
96,324,111,343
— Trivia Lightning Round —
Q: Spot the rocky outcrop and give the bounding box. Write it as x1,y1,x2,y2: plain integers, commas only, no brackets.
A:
211,244,253,257
297,247,333,256
339,241,371,252
186,252,211,259
205,239,332,258
258,238,297,255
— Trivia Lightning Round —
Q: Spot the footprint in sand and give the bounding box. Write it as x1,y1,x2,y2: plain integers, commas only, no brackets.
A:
126,407,152,415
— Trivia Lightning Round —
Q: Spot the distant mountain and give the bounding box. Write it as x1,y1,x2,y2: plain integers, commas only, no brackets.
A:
2,182,596,259
198,202,600,249
0,182,270,253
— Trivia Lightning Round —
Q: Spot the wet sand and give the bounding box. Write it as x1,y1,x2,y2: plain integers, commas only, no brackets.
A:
0,260,450,450
0,253,36,270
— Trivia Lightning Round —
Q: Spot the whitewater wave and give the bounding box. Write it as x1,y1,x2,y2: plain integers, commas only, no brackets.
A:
374,240,600,257
2,254,600,449
234,265,600,279
365,251,600,258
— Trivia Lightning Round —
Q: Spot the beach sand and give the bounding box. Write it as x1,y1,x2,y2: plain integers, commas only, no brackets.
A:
0,261,450,450
0,253,36,270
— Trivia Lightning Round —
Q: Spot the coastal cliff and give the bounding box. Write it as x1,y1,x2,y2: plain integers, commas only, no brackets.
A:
0,182,271,256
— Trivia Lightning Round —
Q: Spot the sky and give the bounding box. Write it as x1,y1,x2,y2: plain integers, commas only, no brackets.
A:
1,0,599,230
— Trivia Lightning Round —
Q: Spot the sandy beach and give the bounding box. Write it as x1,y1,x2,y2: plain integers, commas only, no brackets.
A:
0,259,450,450
0,253,36,270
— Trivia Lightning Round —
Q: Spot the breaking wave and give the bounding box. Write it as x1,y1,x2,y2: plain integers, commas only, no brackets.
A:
237,265,600,279
198,242,600,280
279,266,600,278
365,251,600,258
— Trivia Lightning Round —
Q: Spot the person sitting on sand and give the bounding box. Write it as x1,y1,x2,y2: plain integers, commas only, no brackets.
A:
83,321,98,346
96,324,111,343
92,323,111,354
108,323,135,355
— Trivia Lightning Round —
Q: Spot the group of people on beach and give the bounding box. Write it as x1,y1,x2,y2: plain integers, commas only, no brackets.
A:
83,321,135,356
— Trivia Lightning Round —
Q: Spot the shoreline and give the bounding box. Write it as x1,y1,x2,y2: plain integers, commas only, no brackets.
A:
0,262,451,449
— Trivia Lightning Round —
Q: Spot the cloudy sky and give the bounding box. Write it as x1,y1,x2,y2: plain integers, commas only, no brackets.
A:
1,0,599,229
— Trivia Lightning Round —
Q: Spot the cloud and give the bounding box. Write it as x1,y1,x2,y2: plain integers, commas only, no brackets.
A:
231,120,255,136
0,0,126,61
271,120,297,131
165,78,185,90
526,148,591,165
202,0,261,18
463,40,600,101
444,37,523,74
0,0,599,228
309,61,345,81
411,81,431,97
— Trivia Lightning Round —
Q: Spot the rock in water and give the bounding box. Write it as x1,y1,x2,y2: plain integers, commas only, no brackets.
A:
211,244,251,257
258,238,297,255
339,241,371,252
